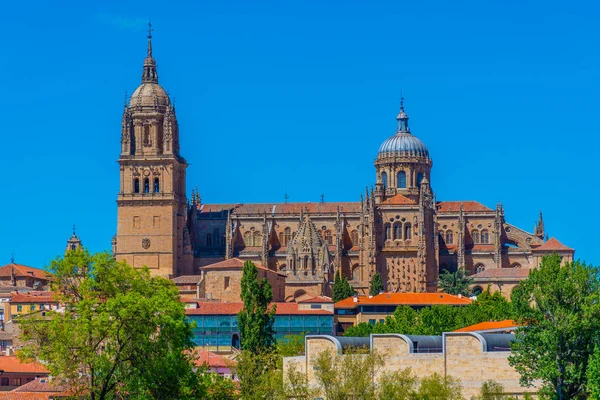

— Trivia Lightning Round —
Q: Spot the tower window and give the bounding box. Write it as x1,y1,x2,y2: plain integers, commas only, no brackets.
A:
244,231,251,247
381,172,388,190
384,224,391,241
143,178,150,194
143,126,151,146
404,223,412,240
445,230,453,244
393,223,402,240
153,178,160,193
481,229,489,244
471,230,480,244
284,227,291,246
253,231,261,247
134,178,140,193
417,172,424,188
325,230,333,245
398,171,407,189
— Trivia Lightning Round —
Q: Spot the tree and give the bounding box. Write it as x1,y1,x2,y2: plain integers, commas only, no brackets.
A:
476,380,505,400
377,368,417,400
509,254,600,400
332,271,355,302
369,272,384,296
438,267,474,296
415,373,464,400
18,249,202,400
238,260,276,352
588,346,600,399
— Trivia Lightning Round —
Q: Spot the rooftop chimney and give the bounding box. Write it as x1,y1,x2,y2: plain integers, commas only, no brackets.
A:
353,294,358,303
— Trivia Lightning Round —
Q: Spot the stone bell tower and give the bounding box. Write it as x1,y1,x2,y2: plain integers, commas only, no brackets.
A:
114,24,190,277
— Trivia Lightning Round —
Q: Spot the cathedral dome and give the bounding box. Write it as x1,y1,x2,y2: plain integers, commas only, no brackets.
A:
377,100,429,159
130,83,170,108
378,132,429,158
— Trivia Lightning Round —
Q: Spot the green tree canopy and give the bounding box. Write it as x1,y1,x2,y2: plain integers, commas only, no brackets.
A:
509,254,600,400
369,272,384,296
332,271,354,302
438,267,474,296
18,249,202,400
238,260,276,353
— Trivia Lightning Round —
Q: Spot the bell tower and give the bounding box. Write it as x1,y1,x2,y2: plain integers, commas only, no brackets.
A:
114,24,189,277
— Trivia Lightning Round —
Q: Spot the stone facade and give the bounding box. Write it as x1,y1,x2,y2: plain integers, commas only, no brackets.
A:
113,31,575,299
284,333,539,398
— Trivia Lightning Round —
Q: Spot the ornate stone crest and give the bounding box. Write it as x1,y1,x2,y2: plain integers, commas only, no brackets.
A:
142,238,151,249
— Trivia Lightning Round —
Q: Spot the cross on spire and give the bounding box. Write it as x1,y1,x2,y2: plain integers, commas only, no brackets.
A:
284,192,289,204
72,224,77,236
148,21,153,39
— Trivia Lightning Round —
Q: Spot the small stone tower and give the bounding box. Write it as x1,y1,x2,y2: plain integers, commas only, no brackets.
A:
65,225,83,253
114,24,190,277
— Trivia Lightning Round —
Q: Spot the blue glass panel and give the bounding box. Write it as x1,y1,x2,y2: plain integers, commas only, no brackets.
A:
398,171,407,188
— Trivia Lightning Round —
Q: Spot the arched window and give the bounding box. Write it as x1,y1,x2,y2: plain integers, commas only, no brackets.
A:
143,178,150,194
143,126,151,146
416,172,424,188
393,223,402,240
475,264,485,274
381,172,388,190
384,224,391,241
352,264,360,281
279,232,284,246
284,227,291,246
511,263,522,269
253,231,261,247
404,223,412,240
206,234,212,247
445,230,453,244
471,230,480,244
134,178,140,193
471,286,483,296
350,230,359,246
243,231,251,246
325,230,333,245
397,171,407,188
153,178,160,193
481,229,489,244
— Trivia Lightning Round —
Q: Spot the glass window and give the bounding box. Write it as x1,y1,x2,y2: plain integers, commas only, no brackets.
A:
417,172,424,188
394,223,402,240
1,377,8,386
153,178,159,193
14,378,21,386
284,227,291,246
134,178,140,193
369,319,376,325
381,172,388,190
325,231,333,245
404,223,412,240
30,304,35,311
290,316,305,333
310,304,322,309
143,178,150,194
16,305,22,312
384,224,391,241
445,230,453,244
481,230,489,244
472,230,480,244
397,171,407,188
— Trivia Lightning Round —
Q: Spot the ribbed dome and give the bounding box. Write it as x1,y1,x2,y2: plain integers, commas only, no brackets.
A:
130,83,170,108
378,132,429,158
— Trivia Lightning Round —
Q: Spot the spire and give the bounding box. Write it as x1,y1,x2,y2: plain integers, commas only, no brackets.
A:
142,21,158,84
396,96,410,133
534,211,545,238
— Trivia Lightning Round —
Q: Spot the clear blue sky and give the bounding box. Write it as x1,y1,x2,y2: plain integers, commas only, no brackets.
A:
1,0,598,269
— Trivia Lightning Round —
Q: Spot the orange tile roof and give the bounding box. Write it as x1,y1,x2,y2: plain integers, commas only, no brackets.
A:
335,292,472,309
185,301,333,316
381,194,417,206
201,202,361,215
297,296,333,303
0,356,49,374
436,201,492,213
10,292,58,304
533,237,574,252
193,349,236,368
453,320,518,333
0,264,50,281
199,258,286,277
471,268,530,280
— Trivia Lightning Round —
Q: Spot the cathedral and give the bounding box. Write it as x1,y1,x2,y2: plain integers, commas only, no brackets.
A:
113,30,574,300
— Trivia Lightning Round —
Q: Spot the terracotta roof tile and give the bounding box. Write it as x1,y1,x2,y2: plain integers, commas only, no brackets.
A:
10,292,58,304
0,357,49,374
185,302,333,316
335,292,472,309
0,264,50,281
453,320,518,333
193,349,236,368
381,194,417,206
10,378,68,393
471,268,530,280
171,275,202,284
533,237,574,252
201,202,361,215
199,258,285,277
436,201,492,213
471,244,496,252
297,296,333,303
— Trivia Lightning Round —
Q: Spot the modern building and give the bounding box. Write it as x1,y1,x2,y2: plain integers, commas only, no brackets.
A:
185,301,334,350
334,292,472,333
283,333,538,398
112,29,574,301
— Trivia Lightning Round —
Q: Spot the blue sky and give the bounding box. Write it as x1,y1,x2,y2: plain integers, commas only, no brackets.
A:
1,0,598,268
